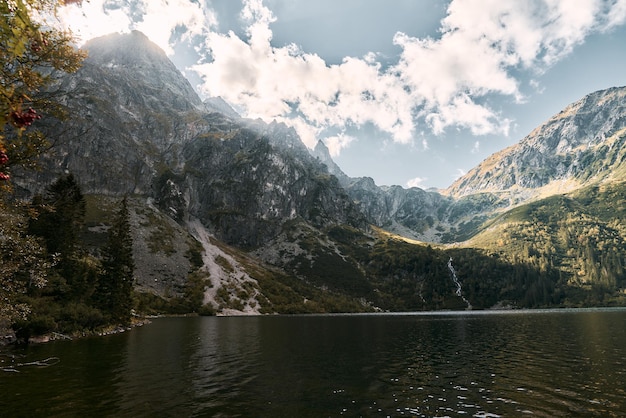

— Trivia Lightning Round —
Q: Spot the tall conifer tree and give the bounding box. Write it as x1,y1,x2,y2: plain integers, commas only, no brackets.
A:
97,197,134,325
28,173,93,301
29,173,86,260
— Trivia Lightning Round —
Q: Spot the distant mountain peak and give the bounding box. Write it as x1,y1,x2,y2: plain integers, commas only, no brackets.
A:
445,86,626,199
313,139,331,157
82,30,203,111
311,140,350,185
84,30,168,67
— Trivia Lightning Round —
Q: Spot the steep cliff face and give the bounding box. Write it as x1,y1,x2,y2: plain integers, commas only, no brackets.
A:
11,31,626,313
83,31,203,112
17,30,210,196
13,31,368,311
17,31,364,241
311,140,351,186
310,140,453,240
345,179,446,239
446,86,626,199
311,86,626,243
178,119,366,248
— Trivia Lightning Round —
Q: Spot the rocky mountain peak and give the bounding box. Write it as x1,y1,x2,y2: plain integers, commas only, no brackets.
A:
311,140,350,186
10,29,626,314
84,30,166,67
82,30,203,111
445,86,626,199
203,96,240,118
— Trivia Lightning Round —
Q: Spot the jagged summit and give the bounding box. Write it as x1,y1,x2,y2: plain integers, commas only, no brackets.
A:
82,31,203,111
203,96,240,118
446,86,626,199
311,140,350,186
84,30,167,66
11,28,626,313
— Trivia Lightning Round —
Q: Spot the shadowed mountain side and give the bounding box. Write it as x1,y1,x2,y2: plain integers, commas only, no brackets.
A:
10,31,626,314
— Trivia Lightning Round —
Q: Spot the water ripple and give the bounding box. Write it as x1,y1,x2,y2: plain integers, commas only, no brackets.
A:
2,310,626,417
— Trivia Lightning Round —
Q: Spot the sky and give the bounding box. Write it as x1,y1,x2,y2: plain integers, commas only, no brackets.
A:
58,0,626,190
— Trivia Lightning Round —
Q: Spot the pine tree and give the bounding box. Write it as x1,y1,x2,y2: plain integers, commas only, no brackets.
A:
27,173,96,302
29,174,86,260
96,197,134,325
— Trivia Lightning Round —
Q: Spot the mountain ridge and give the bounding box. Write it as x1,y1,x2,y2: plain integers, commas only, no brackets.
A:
11,31,626,315
446,85,626,199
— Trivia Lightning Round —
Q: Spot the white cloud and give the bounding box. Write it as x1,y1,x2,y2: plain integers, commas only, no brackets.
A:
134,1,215,54
59,1,132,42
191,0,415,148
324,134,355,157
61,0,626,155
191,0,626,152
529,79,546,94
59,0,217,54
389,0,626,135
471,141,480,154
406,176,427,189
608,0,626,26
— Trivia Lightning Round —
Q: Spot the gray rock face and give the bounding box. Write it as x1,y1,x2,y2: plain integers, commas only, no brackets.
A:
347,180,447,231
310,141,455,240
203,97,240,119
447,86,626,198
321,86,626,242
180,120,366,248
83,30,203,112
17,31,365,251
15,31,626,259
18,31,211,196
310,140,351,186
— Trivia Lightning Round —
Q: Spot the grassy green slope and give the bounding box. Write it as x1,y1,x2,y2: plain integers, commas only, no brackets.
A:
464,181,626,305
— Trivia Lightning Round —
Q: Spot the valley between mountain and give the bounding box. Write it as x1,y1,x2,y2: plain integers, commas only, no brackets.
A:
4,31,626,341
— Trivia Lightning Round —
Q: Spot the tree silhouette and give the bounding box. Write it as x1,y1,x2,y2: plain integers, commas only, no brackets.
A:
29,174,85,258
96,197,134,325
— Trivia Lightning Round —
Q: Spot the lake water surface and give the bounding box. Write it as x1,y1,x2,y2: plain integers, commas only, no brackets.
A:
2,308,626,417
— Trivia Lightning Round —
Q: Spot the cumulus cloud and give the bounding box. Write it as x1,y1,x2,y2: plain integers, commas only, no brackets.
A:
61,0,626,153
58,1,132,41
406,176,428,189
604,0,626,28
324,134,356,157
58,0,217,54
390,0,626,135
191,0,414,148
191,0,626,149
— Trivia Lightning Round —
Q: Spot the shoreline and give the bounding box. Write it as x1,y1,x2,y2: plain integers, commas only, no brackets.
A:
0,317,152,346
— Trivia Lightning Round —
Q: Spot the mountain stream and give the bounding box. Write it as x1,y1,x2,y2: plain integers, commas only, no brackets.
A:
447,257,472,310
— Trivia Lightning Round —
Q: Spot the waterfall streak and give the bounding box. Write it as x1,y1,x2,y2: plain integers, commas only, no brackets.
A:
447,258,471,310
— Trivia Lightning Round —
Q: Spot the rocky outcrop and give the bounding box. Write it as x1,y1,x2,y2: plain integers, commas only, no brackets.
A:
180,119,366,248
446,86,626,198
11,31,626,311
13,31,368,308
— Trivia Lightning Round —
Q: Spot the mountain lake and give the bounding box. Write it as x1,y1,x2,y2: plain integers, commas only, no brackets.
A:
1,308,625,417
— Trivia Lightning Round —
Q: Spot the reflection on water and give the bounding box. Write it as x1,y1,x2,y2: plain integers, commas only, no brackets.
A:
1,309,626,417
